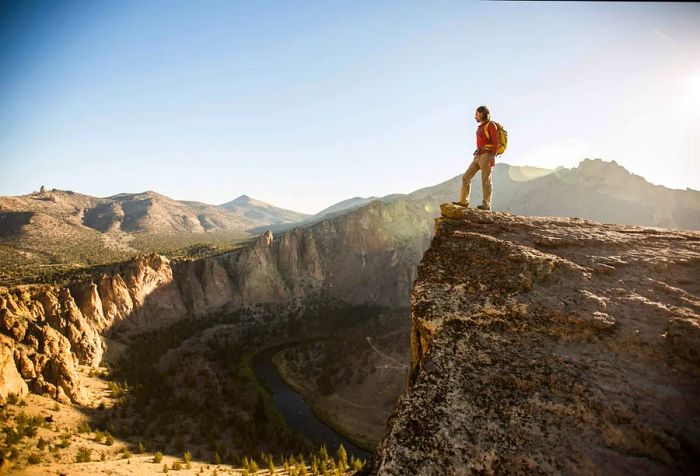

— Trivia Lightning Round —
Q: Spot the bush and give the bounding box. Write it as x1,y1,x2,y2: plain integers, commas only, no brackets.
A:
172,460,182,470
27,453,42,464
184,450,192,469
137,441,145,454
154,451,163,463
76,446,91,463
104,432,114,445
77,420,91,433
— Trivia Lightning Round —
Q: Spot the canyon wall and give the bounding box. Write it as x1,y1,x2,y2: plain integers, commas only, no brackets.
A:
0,199,434,403
373,205,700,475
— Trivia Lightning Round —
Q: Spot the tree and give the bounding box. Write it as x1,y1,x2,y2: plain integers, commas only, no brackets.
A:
336,444,347,471
214,451,221,465
319,444,329,462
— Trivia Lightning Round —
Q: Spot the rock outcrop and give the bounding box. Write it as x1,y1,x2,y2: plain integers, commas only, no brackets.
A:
374,205,700,475
0,255,184,403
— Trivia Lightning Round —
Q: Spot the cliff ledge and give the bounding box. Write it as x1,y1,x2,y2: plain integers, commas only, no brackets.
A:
374,205,700,475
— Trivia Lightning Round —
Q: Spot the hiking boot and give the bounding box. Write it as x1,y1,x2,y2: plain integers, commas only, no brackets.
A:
477,205,491,211
451,201,468,207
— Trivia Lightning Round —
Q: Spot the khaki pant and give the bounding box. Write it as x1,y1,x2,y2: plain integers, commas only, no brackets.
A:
459,153,493,207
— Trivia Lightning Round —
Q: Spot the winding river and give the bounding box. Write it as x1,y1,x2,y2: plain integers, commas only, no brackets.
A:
252,344,372,461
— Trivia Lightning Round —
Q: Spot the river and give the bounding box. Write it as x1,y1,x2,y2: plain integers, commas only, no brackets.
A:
252,343,372,461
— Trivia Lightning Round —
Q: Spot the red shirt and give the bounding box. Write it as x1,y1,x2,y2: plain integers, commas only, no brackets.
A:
476,121,498,166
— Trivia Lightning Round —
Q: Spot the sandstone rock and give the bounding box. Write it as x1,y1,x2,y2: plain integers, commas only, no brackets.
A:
0,336,28,399
14,350,35,379
40,326,86,404
374,206,700,475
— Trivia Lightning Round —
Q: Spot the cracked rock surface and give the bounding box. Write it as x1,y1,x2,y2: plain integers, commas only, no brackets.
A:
373,205,700,475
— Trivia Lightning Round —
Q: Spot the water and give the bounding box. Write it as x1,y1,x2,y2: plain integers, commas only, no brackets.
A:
252,343,372,461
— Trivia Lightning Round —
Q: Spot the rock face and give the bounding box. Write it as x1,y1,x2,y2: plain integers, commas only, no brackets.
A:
373,205,700,475
0,255,185,403
0,199,435,403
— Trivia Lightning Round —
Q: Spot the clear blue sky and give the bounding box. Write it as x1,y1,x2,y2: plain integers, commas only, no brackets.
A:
1,0,699,213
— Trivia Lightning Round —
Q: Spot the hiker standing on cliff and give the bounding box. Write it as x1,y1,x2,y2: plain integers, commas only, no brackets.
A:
453,105,499,211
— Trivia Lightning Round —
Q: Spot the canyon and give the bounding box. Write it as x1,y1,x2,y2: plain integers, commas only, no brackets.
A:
2,159,700,474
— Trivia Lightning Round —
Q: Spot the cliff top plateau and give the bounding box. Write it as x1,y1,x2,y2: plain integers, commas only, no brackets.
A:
374,204,700,475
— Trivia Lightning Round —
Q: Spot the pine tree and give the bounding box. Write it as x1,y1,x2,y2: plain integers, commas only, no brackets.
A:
319,444,329,462
214,451,221,465
336,444,347,471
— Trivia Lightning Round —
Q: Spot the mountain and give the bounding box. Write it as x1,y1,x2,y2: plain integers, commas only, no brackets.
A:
372,205,700,475
0,189,307,284
218,194,309,225
407,159,700,230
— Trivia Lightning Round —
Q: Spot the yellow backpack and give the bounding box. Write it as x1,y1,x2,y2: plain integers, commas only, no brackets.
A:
484,121,508,156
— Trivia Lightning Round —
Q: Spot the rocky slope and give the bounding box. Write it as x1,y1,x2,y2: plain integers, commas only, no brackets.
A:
373,205,700,475
0,198,434,404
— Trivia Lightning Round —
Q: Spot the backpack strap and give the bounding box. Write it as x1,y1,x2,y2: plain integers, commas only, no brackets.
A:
483,121,491,140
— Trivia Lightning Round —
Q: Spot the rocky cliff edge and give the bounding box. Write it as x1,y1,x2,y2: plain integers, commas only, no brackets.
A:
373,205,700,475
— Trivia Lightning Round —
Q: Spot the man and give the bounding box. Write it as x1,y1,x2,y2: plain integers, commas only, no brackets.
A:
453,105,498,211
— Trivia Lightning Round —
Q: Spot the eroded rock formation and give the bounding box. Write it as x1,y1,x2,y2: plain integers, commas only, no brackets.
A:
374,205,700,475
0,199,434,403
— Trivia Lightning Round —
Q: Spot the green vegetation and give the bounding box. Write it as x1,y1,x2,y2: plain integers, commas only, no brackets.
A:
76,446,92,463
0,232,253,287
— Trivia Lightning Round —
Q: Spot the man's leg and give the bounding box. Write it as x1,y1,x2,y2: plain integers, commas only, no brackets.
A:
478,153,493,208
459,158,481,205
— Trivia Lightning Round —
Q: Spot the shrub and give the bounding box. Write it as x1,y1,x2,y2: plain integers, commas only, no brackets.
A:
154,451,163,463
184,450,192,469
27,453,42,464
104,432,114,445
172,460,182,470
137,441,145,454
76,446,91,463
77,421,91,433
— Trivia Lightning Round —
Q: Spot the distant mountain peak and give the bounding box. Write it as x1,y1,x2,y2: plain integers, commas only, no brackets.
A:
229,195,254,205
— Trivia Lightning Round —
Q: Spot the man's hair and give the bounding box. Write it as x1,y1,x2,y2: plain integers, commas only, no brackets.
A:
476,105,490,121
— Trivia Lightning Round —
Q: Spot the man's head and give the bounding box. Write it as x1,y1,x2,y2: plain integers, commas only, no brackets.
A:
475,105,490,123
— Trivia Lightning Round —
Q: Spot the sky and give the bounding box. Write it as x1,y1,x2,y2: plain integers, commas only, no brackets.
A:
1,0,699,214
